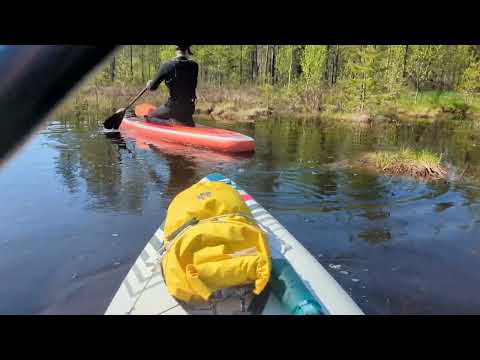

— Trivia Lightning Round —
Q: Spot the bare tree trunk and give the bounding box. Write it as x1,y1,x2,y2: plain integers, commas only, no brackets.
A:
402,45,409,78
332,45,340,85
95,85,99,110
359,57,367,112
147,47,151,80
110,56,116,82
264,45,270,83
141,46,145,83
415,82,420,104
153,46,159,77
288,46,293,88
270,45,276,85
240,45,243,85
360,79,366,112
294,45,305,78
250,47,254,82
251,45,258,82
386,46,392,70
130,45,133,80
324,45,331,84
439,68,445,91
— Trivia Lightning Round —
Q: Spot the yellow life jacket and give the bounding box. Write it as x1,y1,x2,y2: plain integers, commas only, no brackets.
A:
161,181,271,303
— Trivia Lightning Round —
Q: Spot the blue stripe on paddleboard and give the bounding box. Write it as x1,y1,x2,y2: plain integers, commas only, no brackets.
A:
205,173,240,189
206,173,228,182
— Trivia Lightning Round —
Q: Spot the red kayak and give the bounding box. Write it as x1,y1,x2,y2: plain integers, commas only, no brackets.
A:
119,117,255,153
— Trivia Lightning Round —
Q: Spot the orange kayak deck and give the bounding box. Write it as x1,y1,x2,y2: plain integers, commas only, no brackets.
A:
119,117,255,153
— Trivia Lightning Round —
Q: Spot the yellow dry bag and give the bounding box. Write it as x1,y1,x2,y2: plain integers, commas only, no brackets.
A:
161,181,271,303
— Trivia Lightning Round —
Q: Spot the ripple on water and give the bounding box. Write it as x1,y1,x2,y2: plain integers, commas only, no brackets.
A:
4,116,480,314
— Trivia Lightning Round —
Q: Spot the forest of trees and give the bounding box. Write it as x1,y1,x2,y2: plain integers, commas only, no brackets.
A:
92,45,480,113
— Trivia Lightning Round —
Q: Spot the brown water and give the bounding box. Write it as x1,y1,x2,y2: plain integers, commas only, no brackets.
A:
2,113,480,314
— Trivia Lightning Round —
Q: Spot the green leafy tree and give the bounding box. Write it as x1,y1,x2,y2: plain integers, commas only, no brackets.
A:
82,45,480,115
460,61,480,102
406,45,443,103
301,45,328,86
340,45,380,112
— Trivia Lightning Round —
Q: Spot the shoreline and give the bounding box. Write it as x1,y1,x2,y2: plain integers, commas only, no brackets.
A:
195,101,479,125
56,85,480,125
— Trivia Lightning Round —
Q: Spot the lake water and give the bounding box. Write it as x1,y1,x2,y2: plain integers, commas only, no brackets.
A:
1,113,480,314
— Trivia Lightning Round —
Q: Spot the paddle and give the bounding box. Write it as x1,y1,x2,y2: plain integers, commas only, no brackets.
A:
103,86,148,130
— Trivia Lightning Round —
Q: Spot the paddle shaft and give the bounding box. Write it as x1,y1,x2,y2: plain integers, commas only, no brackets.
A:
103,86,150,129
125,87,149,111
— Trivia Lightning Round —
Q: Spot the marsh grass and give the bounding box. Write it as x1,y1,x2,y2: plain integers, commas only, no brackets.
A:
54,84,480,124
396,91,480,119
361,148,448,180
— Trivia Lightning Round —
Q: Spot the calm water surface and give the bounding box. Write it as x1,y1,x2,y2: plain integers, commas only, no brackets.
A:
2,113,480,314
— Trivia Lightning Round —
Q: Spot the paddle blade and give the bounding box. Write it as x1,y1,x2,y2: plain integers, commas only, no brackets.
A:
103,110,125,130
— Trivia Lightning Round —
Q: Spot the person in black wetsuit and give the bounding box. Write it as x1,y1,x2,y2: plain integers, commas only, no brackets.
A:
141,45,198,127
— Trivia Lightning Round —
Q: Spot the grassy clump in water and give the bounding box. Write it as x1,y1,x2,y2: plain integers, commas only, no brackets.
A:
361,148,447,180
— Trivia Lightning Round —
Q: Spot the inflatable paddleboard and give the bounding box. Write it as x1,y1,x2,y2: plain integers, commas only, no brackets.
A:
120,118,255,154
105,173,363,315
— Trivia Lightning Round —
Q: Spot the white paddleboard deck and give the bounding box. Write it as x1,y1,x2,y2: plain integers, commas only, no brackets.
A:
105,173,363,315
